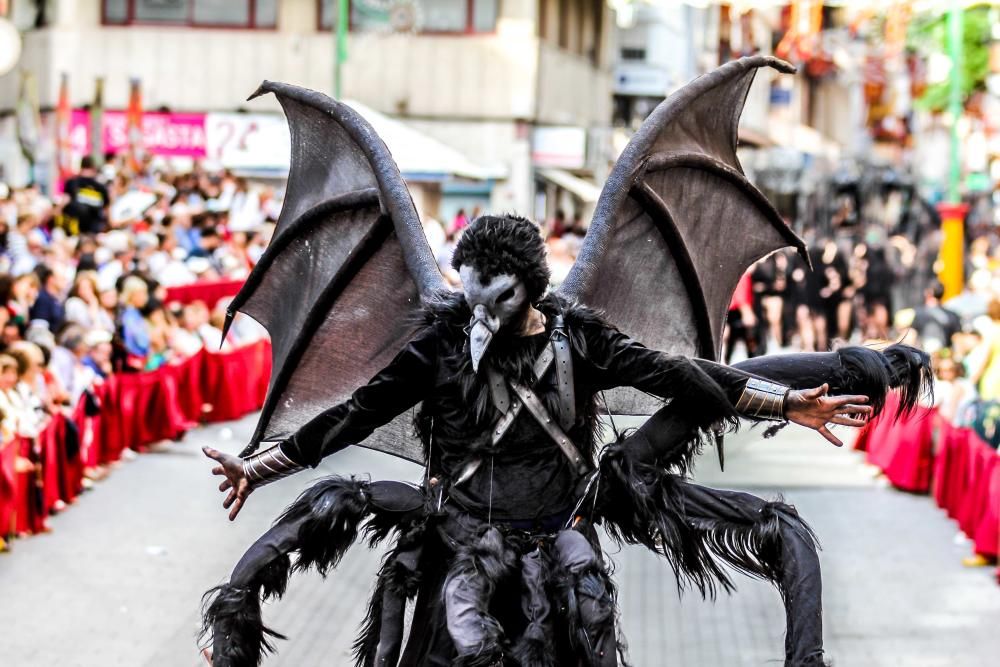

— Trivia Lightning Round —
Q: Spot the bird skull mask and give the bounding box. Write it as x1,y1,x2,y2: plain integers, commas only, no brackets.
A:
459,264,529,373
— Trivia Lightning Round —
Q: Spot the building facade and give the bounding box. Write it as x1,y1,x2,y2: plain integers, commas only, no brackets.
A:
0,0,615,222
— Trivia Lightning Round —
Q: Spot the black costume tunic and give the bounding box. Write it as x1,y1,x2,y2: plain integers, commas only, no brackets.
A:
281,296,754,522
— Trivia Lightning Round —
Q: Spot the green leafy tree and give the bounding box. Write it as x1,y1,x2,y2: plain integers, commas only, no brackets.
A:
907,4,992,112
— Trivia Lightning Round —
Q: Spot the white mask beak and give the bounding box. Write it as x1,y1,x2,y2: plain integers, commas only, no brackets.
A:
468,303,499,372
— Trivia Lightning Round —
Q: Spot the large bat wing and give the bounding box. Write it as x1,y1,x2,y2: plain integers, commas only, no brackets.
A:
229,82,445,461
558,56,807,416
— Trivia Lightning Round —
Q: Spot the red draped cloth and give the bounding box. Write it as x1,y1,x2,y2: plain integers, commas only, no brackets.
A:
933,421,972,519
0,439,16,537
14,437,46,535
956,434,1000,558
164,279,244,309
202,341,270,423
170,350,207,424
860,394,936,493
1,338,272,537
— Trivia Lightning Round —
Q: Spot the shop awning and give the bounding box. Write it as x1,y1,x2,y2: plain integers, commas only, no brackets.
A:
536,167,601,203
345,101,506,181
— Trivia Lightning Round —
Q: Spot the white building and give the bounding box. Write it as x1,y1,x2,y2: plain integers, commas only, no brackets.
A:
0,0,615,223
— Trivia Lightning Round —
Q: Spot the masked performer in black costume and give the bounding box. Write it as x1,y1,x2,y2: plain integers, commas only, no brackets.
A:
200,57,930,667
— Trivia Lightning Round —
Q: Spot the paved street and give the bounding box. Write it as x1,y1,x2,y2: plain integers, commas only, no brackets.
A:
2,415,998,667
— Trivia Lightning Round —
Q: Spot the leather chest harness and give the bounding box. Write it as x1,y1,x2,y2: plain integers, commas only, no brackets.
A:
456,315,590,484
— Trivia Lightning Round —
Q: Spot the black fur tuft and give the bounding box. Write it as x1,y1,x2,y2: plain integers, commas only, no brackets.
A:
836,343,932,420
598,448,735,598
276,477,370,577
199,583,286,667
451,214,551,302
881,343,934,417
257,554,291,602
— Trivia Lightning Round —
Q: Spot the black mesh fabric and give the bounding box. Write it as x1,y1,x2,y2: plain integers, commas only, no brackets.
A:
231,83,443,461
558,56,804,417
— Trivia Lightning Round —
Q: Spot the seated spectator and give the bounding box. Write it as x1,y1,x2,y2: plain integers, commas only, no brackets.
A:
29,264,66,332
8,272,39,329
171,302,207,358
143,304,173,371
82,330,113,379
119,276,152,366
64,270,116,334
7,213,39,276
5,342,46,438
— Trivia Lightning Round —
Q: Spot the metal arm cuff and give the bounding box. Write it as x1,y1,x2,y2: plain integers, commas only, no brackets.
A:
242,443,303,487
735,378,789,421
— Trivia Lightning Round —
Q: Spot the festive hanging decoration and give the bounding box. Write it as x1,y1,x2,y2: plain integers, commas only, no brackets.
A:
125,78,145,174
55,73,73,183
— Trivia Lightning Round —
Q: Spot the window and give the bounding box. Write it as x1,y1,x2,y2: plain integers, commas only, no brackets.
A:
319,0,497,34
620,47,645,62
103,0,277,28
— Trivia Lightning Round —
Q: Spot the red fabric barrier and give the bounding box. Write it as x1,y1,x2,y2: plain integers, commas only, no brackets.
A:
933,421,972,519
3,339,271,537
201,340,270,423
164,279,244,309
0,439,16,536
14,437,45,535
170,350,207,423
862,394,936,493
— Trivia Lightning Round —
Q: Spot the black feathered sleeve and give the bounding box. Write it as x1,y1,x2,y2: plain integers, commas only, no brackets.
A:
580,321,744,427
280,325,440,467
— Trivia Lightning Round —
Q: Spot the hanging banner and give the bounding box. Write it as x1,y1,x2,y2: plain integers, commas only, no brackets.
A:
68,110,208,160
204,112,290,172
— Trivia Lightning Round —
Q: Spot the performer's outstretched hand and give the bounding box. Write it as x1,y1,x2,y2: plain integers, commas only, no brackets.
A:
203,446,252,521
784,384,872,447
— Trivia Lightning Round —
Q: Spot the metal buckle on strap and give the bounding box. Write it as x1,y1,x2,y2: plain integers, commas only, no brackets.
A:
550,316,575,431
508,378,589,476
457,315,585,484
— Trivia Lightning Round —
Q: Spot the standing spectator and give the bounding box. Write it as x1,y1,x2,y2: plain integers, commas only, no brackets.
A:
908,282,962,353
449,208,469,236
29,265,66,332
860,245,894,340
752,252,790,350
61,156,110,235
724,269,759,362
548,209,567,238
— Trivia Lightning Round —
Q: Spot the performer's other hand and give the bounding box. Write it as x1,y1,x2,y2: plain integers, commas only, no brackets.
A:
203,446,252,521
784,384,872,447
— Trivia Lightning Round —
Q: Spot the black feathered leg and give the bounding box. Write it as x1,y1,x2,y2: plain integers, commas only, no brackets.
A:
675,480,825,667
201,509,306,667
201,477,375,667
554,530,619,667
443,527,518,666
605,410,826,666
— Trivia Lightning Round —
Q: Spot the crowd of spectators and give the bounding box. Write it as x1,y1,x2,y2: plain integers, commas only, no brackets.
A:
0,156,274,548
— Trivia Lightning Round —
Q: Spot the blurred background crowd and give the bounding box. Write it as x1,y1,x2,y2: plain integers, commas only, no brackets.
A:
0,0,998,564
0,153,272,542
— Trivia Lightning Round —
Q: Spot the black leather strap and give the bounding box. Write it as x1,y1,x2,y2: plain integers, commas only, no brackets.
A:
457,317,588,483
486,366,511,414
551,315,576,431
508,378,589,475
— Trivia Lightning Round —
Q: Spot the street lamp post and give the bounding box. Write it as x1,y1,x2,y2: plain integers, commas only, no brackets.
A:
937,1,967,300
334,0,349,99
